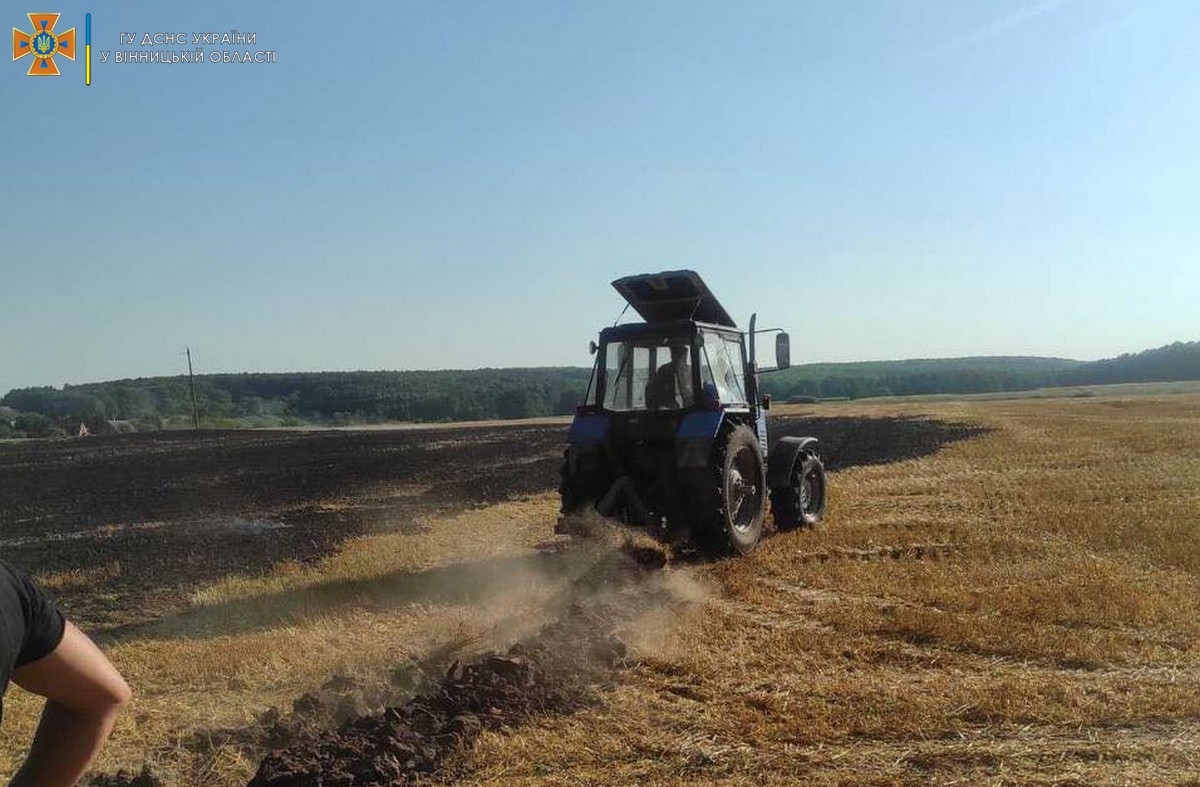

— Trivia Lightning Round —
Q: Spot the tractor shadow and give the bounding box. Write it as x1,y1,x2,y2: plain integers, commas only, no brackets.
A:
767,414,990,471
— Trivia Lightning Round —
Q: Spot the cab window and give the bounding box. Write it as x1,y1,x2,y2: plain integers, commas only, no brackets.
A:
602,338,694,411
699,331,747,404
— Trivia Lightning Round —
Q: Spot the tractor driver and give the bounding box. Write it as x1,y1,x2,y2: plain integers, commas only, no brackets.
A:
647,343,695,410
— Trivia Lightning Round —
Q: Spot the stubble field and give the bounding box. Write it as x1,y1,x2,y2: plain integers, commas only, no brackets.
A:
0,394,1196,785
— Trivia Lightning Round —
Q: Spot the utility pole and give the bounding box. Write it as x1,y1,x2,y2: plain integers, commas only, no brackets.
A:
186,347,199,430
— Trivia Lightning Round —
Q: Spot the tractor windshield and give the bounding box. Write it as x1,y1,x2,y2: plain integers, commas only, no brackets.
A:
602,337,695,412
699,330,748,405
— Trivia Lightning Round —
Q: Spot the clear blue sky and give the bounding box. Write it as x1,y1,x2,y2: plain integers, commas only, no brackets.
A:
2,0,1197,393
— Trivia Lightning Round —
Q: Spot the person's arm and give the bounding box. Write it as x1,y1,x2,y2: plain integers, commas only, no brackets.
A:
8,622,131,787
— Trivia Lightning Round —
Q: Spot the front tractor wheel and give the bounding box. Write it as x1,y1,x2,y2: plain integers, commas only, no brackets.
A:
694,424,766,556
770,451,827,530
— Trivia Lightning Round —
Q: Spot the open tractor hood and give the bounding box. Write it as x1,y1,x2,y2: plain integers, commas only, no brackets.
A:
611,270,736,328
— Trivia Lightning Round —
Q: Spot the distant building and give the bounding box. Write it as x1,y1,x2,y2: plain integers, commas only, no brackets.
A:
63,417,94,437
69,419,138,436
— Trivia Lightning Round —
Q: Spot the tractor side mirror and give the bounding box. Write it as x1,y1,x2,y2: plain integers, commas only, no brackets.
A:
775,333,791,370
589,340,598,355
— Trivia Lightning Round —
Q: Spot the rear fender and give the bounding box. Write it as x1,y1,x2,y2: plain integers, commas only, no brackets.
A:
676,410,724,439
568,414,609,443
675,411,723,469
767,436,819,491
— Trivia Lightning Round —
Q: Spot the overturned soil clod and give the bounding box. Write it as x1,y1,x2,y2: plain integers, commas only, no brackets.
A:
246,543,669,787
86,767,162,787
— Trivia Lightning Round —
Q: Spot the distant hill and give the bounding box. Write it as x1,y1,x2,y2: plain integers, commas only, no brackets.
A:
1056,341,1200,387
2,342,1197,434
759,356,1081,400
759,343,1200,400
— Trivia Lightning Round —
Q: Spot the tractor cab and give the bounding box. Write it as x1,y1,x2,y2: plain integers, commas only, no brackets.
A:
582,271,756,413
581,271,786,420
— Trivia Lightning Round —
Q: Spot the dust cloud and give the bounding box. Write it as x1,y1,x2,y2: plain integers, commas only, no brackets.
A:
243,514,711,785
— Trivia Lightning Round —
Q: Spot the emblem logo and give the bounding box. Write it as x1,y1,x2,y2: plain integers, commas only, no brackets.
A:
12,13,76,76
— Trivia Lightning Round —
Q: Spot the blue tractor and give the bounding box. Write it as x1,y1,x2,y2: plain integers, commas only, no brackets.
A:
557,270,827,555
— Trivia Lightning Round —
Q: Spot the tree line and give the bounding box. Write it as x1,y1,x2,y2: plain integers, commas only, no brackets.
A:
0,368,592,434
2,341,1197,437
760,356,1080,400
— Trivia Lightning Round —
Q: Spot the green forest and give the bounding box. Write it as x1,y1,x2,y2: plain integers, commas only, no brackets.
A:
2,341,1198,437
762,355,1080,400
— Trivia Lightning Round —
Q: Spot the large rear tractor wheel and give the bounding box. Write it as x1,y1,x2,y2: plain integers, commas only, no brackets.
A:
770,450,827,530
693,424,766,556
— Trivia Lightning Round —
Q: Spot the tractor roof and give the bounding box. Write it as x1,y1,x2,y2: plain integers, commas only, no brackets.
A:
600,319,740,343
611,270,736,328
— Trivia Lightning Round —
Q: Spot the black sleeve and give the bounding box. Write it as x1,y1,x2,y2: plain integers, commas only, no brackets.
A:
8,565,66,668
